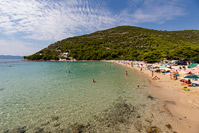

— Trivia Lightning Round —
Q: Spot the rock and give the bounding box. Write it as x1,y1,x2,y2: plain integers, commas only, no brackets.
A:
148,95,155,100
8,126,26,133
145,118,153,124
137,115,141,118
146,126,152,133
134,121,142,132
51,116,59,121
73,124,84,133
146,126,162,133
58,129,67,133
54,123,60,127
165,124,172,130
41,121,50,126
33,127,44,133
154,127,161,133
55,128,68,133
84,123,90,128
117,116,124,123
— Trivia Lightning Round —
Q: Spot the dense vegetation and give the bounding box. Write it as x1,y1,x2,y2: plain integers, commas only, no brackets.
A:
24,26,199,61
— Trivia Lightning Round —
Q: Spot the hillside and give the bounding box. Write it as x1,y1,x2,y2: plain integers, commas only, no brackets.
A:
24,26,199,61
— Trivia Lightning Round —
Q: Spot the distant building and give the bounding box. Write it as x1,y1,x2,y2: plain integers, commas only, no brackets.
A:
63,52,69,57
59,52,70,61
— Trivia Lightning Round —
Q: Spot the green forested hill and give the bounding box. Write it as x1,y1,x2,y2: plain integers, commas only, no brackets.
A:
24,26,199,61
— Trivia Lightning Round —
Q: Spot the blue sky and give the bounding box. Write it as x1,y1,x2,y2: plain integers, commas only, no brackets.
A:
0,0,198,56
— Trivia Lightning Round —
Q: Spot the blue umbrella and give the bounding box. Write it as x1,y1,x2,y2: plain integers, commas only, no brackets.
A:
147,65,153,68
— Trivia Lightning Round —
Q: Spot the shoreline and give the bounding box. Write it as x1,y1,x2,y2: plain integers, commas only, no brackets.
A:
22,59,106,62
108,60,199,133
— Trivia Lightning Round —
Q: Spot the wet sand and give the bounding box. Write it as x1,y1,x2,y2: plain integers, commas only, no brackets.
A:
111,60,199,133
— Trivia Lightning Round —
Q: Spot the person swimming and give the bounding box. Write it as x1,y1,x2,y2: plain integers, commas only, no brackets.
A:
101,71,106,74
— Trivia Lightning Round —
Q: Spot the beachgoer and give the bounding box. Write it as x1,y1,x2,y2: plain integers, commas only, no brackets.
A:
186,79,191,84
175,70,179,80
92,78,95,83
140,68,142,71
125,71,128,76
137,85,140,88
170,72,172,80
152,71,154,77
183,65,186,70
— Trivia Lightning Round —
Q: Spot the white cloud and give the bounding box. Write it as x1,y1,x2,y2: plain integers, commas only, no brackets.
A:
0,0,187,55
0,0,186,41
0,0,117,41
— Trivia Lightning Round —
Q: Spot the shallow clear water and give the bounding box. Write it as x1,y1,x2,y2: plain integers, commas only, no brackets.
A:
0,60,173,132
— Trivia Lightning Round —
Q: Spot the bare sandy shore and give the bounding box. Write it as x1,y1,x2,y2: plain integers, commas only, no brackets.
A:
109,60,199,133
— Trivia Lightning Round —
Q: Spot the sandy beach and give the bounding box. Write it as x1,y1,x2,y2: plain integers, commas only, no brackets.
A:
109,60,199,133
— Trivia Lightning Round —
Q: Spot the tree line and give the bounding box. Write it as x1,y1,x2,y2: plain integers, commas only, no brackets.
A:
24,26,199,62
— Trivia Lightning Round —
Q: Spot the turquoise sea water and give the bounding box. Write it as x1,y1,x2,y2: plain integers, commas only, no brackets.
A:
0,60,173,132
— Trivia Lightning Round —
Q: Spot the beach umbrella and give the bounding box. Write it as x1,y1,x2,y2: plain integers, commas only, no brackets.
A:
188,63,198,68
184,75,199,79
147,65,153,68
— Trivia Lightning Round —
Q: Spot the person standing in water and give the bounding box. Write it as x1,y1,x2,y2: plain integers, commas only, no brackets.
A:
125,71,128,76
92,78,95,83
